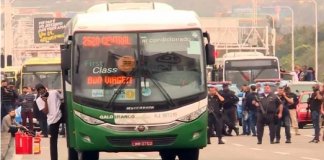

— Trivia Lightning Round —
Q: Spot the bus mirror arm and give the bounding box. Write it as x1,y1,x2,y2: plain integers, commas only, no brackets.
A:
203,32,211,43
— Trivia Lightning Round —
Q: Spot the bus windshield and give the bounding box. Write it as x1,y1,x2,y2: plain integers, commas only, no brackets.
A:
73,30,205,111
22,72,62,90
224,58,279,87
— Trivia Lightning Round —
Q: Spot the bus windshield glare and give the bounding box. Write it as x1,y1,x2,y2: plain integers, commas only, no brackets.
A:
73,30,205,111
224,59,279,86
22,72,62,90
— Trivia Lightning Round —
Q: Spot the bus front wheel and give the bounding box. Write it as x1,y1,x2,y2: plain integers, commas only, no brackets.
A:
178,148,199,160
68,147,99,160
78,151,99,160
159,148,199,160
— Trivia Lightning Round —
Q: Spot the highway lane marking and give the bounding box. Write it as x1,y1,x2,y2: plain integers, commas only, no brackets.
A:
273,151,290,155
301,157,320,160
249,148,263,151
136,153,148,158
232,143,244,147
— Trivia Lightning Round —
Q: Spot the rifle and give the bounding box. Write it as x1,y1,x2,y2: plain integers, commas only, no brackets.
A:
255,95,267,115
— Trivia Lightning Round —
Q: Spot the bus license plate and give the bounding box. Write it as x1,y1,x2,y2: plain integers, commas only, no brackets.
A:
131,140,153,147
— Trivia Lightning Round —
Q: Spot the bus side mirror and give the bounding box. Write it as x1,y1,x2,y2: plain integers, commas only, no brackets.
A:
205,44,215,65
60,44,71,73
203,32,215,65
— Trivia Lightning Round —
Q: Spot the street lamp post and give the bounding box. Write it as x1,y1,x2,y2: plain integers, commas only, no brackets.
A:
311,0,318,81
269,0,318,80
261,6,294,71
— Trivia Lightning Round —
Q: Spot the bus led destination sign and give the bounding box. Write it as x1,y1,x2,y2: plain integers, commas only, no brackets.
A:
87,76,133,85
83,36,131,47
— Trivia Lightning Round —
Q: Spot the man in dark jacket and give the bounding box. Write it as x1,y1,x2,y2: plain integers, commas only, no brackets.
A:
220,83,239,136
307,84,323,143
253,84,283,144
1,80,18,120
275,87,293,143
245,85,258,136
207,86,225,144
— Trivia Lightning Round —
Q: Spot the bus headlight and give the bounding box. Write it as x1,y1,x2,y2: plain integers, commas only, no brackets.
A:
177,106,206,122
74,110,105,125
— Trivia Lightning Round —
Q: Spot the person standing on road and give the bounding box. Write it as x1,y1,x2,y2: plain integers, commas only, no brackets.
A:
275,87,293,143
17,86,35,132
245,85,258,136
35,83,63,160
33,88,48,137
241,84,251,135
253,84,283,144
207,86,225,144
284,87,300,136
307,84,323,143
220,83,240,136
1,80,18,120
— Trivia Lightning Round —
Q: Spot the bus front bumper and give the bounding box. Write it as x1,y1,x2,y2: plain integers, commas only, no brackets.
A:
71,112,208,152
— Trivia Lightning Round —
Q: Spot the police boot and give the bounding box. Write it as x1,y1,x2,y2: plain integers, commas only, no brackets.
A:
285,139,291,143
234,127,239,136
218,137,225,144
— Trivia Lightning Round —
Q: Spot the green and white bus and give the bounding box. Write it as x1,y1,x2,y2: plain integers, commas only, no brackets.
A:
61,2,215,160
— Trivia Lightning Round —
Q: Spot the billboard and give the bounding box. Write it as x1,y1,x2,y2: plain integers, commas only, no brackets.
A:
34,18,70,43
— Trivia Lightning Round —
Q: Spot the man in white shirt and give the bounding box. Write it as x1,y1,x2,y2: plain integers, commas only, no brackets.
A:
35,83,63,160
289,71,299,82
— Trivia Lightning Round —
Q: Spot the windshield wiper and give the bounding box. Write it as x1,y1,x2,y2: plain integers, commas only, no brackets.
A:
76,45,81,74
253,67,268,80
107,51,138,108
144,69,176,108
32,72,46,85
107,70,135,108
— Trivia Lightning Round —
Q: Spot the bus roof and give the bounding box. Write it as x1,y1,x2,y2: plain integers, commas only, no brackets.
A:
223,52,265,58
87,2,174,12
23,57,61,66
66,9,201,34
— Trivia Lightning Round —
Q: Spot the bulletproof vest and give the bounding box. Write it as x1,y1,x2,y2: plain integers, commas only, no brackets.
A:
208,95,222,114
259,93,280,114
308,92,322,112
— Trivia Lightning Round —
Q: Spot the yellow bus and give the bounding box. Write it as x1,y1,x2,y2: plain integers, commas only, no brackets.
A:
1,66,21,87
21,57,62,92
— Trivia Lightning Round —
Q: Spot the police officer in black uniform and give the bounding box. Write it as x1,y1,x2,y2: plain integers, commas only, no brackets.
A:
220,84,239,136
253,84,283,144
307,84,323,143
275,86,293,143
207,86,225,144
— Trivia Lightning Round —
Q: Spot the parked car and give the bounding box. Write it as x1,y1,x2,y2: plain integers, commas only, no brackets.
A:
296,91,312,129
